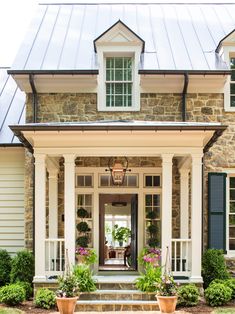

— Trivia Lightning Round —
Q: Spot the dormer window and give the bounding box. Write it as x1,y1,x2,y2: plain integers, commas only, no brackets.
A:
106,57,132,108
94,20,144,112
231,57,235,107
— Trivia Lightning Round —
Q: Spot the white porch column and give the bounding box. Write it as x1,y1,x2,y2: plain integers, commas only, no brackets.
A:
179,168,190,239
48,169,58,238
64,154,76,266
34,154,46,280
190,153,203,282
161,154,173,269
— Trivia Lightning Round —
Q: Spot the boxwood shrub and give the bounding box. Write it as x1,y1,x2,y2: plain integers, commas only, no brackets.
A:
205,282,232,307
0,284,26,306
177,284,200,307
10,250,34,284
34,288,56,309
0,249,11,286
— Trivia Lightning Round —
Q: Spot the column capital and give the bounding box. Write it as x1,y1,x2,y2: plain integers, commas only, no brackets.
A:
63,154,75,164
191,153,203,161
179,168,190,176
161,153,174,163
34,153,46,163
48,169,59,179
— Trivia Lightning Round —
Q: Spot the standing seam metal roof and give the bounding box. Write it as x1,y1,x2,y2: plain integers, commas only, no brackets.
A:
0,68,26,144
10,3,235,72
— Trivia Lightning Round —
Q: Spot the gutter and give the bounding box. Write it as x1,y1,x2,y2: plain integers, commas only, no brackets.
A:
29,74,37,123
182,72,189,122
138,69,231,75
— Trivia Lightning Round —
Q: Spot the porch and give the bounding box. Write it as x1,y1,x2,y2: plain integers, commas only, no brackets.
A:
10,121,226,283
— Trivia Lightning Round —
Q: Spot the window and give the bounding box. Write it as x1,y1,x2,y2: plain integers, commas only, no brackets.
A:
76,175,93,187
229,177,235,250
144,194,161,247
144,175,161,187
231,58,235,107
99,173,138,187
106,57,132,108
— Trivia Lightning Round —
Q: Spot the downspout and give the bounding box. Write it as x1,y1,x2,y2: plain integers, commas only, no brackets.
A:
29,74,37,123
182,72,189,122
29,74,37,257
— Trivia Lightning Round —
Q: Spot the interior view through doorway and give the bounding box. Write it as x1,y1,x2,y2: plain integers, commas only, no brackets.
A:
99,194,138,271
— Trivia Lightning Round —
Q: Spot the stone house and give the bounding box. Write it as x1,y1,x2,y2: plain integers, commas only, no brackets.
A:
1,2,235,289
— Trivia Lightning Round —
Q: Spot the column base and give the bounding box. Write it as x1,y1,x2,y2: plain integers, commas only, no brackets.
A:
190,276,203,283
33,275,47,283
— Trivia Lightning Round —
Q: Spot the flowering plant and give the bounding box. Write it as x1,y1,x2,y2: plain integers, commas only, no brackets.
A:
75,247,97,265
139,247,161,267
155,274,178,296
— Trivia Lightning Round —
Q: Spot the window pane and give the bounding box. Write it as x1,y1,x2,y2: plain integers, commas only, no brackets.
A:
230,203,235,213
145,176,152,186
230,58,235,69
153,195,160,206
230,96,235,107
85,176,92,187
231,70,235,81
230,84,235,94
77,176,84,187
153,176,160,186
230,190,235,201
229,214,235,225
100,175,109,186
230,177,235,188
230,227,235,238
85,194,92,206
115,84,123,94
146,195,152,206
115,95,122,106
128,175,137,186
115,58,122,68
229,239,235,250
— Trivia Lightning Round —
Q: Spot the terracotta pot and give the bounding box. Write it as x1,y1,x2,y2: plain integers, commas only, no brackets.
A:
56,296,78,314
76,255,85,264
156,295,177,314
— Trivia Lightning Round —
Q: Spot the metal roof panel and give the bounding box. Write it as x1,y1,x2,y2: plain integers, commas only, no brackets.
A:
10,3,235,72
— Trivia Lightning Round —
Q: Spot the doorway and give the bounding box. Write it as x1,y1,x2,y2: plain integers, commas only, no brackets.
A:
99,194,138,271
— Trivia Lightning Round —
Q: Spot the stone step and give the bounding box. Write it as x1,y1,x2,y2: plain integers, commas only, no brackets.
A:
79,289,156,301
94,275,139,290
96,282,137,290
76,299,159,312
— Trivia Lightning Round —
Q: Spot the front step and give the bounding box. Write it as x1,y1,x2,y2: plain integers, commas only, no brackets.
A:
80,289,156,301
94,275,138,290
76,300,159,312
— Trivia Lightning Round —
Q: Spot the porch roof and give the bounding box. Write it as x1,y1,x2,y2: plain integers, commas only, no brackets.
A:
10,120,226,154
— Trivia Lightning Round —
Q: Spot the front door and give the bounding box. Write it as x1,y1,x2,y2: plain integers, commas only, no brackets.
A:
99,194,138,271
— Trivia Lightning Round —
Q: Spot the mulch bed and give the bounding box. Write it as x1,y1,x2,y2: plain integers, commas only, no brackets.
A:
1,300,235,314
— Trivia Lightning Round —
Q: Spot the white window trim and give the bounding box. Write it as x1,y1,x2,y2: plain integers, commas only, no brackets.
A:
223,47,235,112
97,46,141,111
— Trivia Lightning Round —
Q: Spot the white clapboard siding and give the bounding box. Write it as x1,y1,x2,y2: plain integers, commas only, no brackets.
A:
0,149,25,254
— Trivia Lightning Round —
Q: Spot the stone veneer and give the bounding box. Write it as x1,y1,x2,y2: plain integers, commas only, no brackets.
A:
25,92,234,257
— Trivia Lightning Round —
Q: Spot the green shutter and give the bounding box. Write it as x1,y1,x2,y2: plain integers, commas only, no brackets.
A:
208,173,227,252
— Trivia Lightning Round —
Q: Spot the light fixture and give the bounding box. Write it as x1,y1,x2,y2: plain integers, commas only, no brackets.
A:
106,157,130,186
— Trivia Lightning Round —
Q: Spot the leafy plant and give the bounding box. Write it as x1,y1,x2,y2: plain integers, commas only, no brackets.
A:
57,273,78,298
0,284,26,306
76,221,90,232
156,274,178,296
77,208,88,218
205,282,232,306
76,236,89,248
112,225,131,244
138,247,161,267
146,211,157,219
202,249,230,288
148,238,159,248
212,278,235,299
16,282,33,300
177,284,200,306
135,264,161,292
75,247,97,265
0,308,24,314
147,224,158,234
73,264,96,292
35,288,56,309
0,250,11,286
10,250,34,284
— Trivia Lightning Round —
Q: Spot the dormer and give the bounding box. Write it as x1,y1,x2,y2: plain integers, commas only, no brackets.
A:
94,20,145,111
216,29,235,111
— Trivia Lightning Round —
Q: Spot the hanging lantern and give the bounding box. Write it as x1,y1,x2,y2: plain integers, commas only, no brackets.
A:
107,157,129,186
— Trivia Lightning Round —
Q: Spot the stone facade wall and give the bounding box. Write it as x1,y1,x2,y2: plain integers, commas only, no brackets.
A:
25,92,234,252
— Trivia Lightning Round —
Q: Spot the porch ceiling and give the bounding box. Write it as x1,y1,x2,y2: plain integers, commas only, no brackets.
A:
10,121,226,155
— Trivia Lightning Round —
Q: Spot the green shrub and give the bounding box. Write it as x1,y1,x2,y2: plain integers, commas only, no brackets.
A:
16,282,33,300
73,264,96,292
76,221,90,232
76,236,89,248
0,250,11,287
10,250,34,284
135,265,161,292
202,249,229,288
0,284,25,306
34,288,55,309
177,284,200,306
211,278,235,299
205,282,232,306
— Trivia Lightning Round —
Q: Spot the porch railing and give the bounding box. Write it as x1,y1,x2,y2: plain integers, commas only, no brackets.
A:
45,238,65,276
171,239,191,277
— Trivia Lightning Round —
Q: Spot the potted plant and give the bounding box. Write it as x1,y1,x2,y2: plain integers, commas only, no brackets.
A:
112,225,131,246
56,251,79,314
155,273,178,313
75,247,97,265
